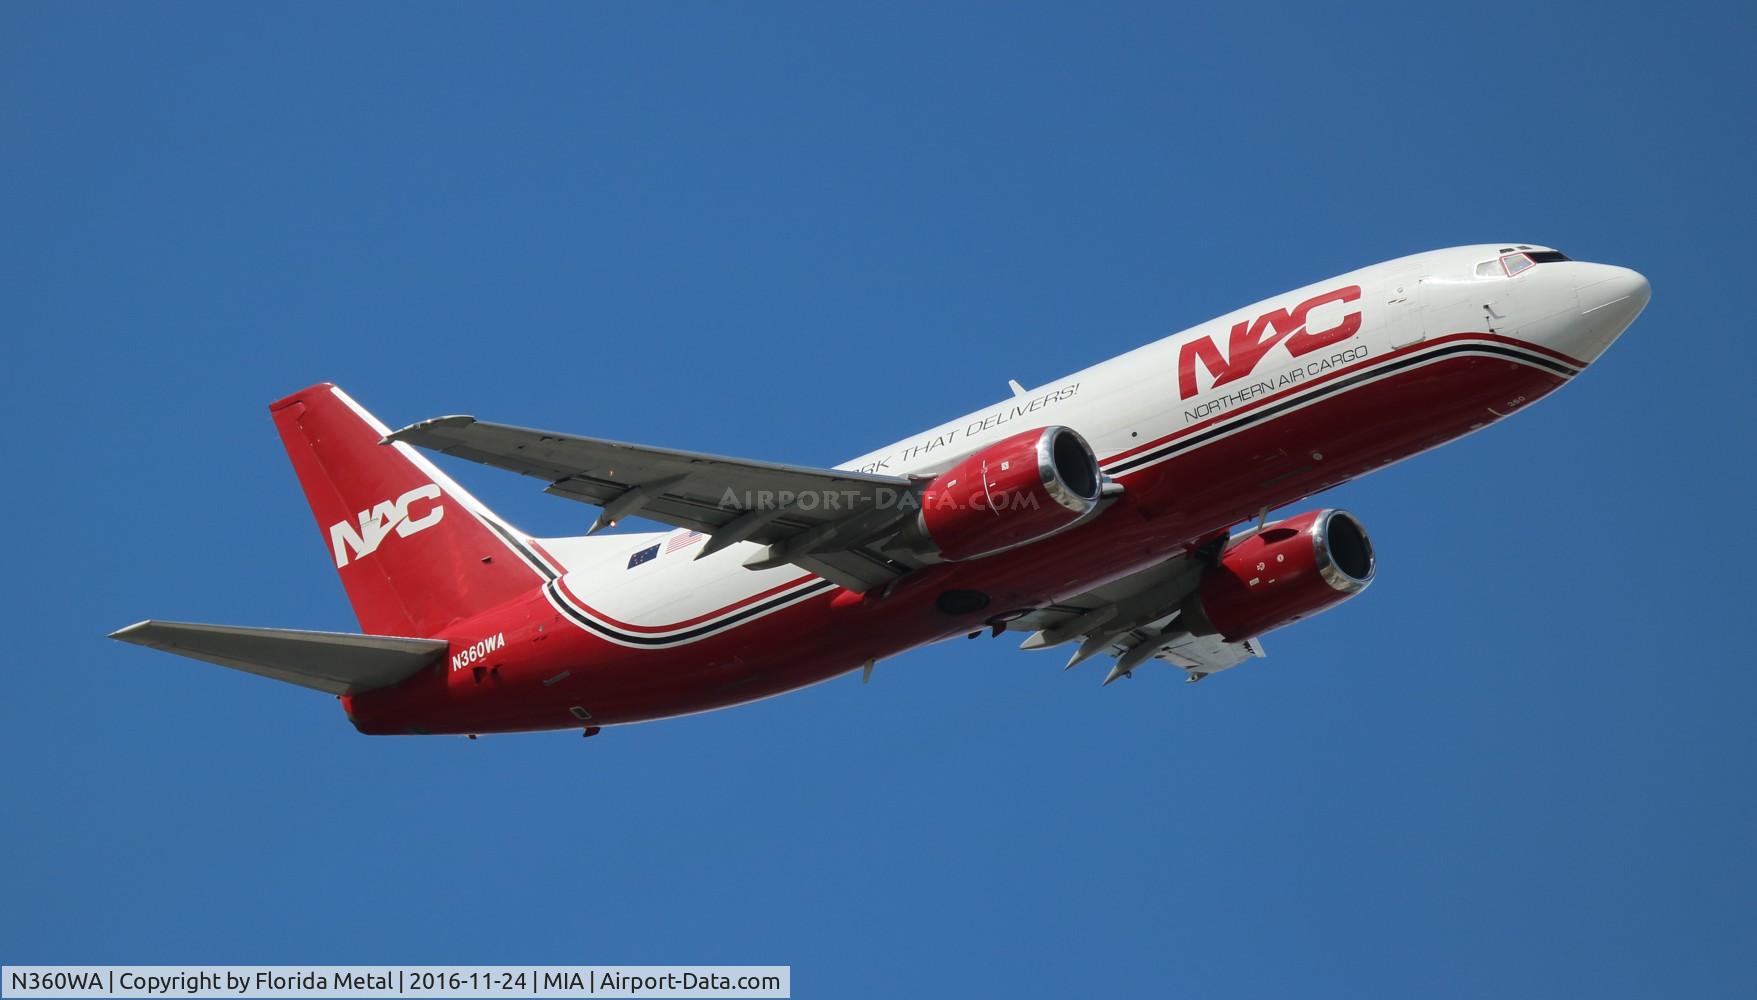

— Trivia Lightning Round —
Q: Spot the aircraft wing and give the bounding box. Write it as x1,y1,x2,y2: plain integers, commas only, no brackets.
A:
1006,541,1264,685
386,415,926,591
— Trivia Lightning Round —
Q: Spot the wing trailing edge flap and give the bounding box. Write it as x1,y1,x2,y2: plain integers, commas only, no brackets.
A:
1007,545,1264,685
110,621,448,695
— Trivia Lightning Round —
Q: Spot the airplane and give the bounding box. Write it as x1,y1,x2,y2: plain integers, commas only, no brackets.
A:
112,244,1650,736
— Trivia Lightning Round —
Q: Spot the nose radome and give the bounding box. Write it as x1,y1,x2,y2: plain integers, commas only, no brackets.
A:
1577,264,1651,317
1553,264,1651,365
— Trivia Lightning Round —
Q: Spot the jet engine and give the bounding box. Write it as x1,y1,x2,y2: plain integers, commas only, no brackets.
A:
1180,509,1375,641
904,426,1103,561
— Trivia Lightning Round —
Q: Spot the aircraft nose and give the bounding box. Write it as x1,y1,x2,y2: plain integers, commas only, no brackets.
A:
1565,264,1649,363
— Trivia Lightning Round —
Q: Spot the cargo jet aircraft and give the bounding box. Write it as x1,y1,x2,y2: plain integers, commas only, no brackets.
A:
113,245,1649,736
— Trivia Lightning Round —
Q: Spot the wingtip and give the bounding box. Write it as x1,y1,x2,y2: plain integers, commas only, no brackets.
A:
108,620,155,642
383,414,477,445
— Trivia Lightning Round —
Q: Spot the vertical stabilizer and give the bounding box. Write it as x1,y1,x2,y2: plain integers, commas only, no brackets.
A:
269,383,558,636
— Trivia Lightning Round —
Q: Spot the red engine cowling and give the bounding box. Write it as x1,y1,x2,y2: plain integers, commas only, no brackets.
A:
1180,509,1375,641
910,426,1102,561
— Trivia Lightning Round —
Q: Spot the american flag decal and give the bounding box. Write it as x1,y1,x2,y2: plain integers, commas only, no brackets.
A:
666,529,706,554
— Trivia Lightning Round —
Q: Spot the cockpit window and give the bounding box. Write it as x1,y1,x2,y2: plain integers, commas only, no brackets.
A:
1479,249,1571,277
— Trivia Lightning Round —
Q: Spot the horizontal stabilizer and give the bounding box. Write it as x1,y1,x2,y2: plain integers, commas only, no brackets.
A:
109,621,448,695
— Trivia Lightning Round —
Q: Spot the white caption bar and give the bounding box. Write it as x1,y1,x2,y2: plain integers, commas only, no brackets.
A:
1,968,790,999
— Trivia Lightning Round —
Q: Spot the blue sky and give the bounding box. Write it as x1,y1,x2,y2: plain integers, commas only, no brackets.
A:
3,3,1753,996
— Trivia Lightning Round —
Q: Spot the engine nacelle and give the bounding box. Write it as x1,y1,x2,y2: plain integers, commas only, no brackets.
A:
906,426,1102,561
1180,509,1375,641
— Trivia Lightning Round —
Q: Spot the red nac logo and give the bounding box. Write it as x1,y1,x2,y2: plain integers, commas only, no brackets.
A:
1177,285,1363,399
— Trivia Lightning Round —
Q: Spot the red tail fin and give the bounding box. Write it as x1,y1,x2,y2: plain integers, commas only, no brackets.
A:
269,383,559,637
